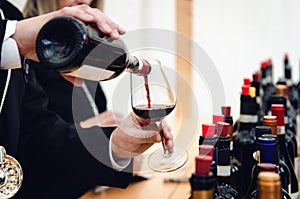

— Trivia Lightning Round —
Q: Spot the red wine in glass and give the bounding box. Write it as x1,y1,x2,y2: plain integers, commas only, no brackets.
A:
132,104,176,120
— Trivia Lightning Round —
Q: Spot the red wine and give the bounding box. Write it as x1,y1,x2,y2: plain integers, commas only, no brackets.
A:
132,104,175,120
144,75,151,108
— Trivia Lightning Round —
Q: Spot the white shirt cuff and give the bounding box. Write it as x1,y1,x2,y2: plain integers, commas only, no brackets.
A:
1,20,21,69
109,138,131,171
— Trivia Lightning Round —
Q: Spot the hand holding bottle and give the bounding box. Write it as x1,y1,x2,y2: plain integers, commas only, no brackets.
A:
110,113,174,159
12,4,125,62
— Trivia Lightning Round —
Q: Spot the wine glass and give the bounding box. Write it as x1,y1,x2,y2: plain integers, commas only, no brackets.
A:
130,58,188,172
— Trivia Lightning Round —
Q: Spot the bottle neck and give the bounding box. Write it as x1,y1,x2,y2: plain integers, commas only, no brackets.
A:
277,132,288,160
190,173,215,199
125,55,150,75
216,137,231,184
259,144,279,165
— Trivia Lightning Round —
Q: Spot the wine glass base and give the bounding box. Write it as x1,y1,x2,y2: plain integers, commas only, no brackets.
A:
148,147,188,172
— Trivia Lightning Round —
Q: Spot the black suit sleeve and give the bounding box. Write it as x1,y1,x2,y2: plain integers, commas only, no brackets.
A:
0,19,7,64
18,65,132,198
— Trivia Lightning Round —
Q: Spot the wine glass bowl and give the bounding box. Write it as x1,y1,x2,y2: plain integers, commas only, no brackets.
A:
130,58,188,172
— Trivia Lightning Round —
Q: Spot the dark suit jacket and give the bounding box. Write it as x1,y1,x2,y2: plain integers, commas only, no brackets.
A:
0,1,132,198
30,59,107,123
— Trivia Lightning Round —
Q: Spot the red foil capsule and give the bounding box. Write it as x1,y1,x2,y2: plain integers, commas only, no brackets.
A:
196,155,212,175
202,123,215,137
271,104,285,126
199,144,214,157
221,106,231,116
217,122,230,137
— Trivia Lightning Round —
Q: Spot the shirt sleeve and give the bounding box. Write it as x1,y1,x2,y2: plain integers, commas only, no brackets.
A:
1,20,21,69
109,137,132,171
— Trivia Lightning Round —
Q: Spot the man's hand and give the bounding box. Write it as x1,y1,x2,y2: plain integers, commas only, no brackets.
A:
12,4,125,61
110,113,174,159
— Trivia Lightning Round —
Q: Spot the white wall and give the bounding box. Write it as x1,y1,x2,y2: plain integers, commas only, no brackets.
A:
8,0,300,118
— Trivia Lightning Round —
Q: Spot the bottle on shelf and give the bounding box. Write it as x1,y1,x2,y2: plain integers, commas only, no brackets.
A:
249,171,291,199
36,16,151,81
189,155,215,199
215,122,242,199
271,104,298,198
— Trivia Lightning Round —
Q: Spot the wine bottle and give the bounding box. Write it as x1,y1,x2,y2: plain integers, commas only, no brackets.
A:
245,163,278,199
189,155,215,199
233,85,257,197
261,60,276,115
36,16,151,81
199,123,218,174
216,122,241,193
251,71,262,108
250,172,291,199
215,122,242,199
283,53,298,111
275,85,297,135
284,53,293,87
221,106,233,151
252,136,291,194
271,104,299,198
269,96,297,172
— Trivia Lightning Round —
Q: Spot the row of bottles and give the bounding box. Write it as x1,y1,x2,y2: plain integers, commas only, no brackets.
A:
190,54,300,198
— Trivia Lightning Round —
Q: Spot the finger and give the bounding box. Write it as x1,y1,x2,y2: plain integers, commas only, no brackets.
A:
161,124,173,140
165,140,174,154
133,130,161,144
60,5,95,22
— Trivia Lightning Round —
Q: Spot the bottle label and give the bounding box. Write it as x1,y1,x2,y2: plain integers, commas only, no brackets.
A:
284,116,288,125
291,191,299,199
217,165,230,177
276,126,285,135
239,115,258,123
